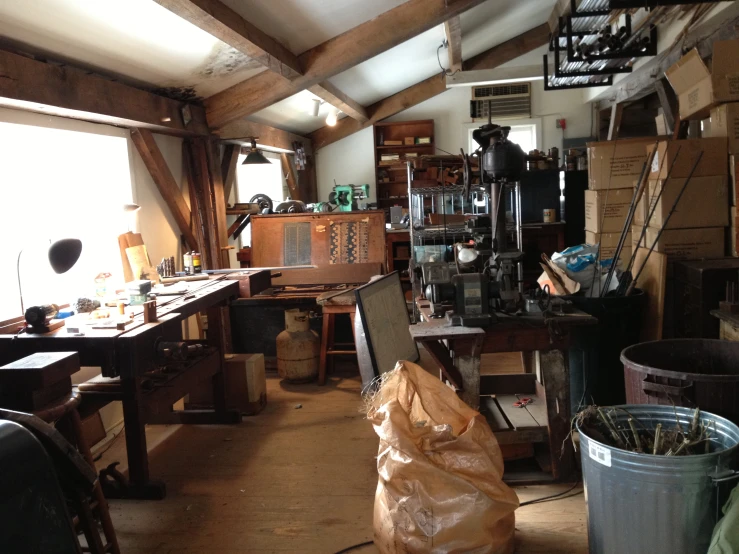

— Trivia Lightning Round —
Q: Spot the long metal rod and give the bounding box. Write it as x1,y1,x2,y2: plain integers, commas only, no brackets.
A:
624,144,682,276
203,265,317,274
601,146,657,295
629,152,704,294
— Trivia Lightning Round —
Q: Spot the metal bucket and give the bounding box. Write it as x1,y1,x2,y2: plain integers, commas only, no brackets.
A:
621,339,739,424
577,405,739,554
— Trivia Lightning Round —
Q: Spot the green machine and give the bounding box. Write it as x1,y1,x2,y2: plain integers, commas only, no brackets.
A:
328,184,370,212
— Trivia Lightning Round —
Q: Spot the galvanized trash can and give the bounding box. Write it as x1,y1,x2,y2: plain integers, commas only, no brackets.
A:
578,405,739,554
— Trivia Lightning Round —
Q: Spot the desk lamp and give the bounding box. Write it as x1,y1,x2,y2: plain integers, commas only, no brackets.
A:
17,238,83,318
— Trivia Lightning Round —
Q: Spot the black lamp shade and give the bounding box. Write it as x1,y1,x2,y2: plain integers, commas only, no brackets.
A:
48,238,82,274
242,138,271,165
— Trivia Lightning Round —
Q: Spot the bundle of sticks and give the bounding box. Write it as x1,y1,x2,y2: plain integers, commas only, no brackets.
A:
576,405,716,456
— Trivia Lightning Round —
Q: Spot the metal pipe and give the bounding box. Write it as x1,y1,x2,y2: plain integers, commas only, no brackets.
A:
629,152,704,295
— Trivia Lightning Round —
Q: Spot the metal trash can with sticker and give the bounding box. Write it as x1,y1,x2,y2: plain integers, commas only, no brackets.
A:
577,405,739,554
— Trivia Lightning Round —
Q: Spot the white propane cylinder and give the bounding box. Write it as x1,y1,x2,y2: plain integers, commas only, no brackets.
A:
276,309,320,382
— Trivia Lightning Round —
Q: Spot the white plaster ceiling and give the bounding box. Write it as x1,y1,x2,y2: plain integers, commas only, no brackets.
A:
0,0,556,134
219,0,409,55
251,0,557,135
0,0,266,99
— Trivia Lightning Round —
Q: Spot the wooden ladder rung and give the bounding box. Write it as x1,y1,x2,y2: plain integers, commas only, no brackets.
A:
327,350,356,355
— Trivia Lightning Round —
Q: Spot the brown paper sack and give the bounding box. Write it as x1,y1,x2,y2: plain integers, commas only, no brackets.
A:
367,360,519,553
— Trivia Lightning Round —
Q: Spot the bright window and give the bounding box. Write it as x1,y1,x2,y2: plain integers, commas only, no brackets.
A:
0,121,133,320
234,152,287,247
468,123,538,154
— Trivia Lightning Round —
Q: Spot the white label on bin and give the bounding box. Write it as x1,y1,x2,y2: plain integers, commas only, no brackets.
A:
651,151,659,174
589,442,612,467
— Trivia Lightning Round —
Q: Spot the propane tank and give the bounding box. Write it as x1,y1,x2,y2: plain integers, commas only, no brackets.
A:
276,309,319,382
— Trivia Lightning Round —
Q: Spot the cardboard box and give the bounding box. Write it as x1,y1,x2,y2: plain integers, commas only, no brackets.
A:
584,188,635,233
404,137,415,145
633,191,649,227
588,137,656,190
647,138,728,180
665,40,739,120
585,230,631,269
708,103,739,154
645,175,728,230
656,113,668,136
638,227,725,260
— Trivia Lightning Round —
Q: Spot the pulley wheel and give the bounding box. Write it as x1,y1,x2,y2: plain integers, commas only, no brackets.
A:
250,193,273,213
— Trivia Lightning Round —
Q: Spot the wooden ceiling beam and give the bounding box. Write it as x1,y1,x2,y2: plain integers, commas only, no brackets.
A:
444,16,463,73
130,129,199,251
309,25,550,150
154,0,302,80
216,119,312,154
204,0,488,129
547,0,570,33
0,49,208,136
308,82,368,123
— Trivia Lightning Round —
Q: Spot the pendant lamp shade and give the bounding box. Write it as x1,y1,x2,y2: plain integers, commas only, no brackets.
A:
242,138,271,165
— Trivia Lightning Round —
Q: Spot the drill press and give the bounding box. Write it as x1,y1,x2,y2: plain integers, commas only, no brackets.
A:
328,184,369,211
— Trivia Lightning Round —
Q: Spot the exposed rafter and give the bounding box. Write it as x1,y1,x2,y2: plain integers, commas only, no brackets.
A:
444,17,463,73
0,49,208,136
204,0,488,129
308,82,369,123
154,0,302,80
547,0,570,33
309,25,551,150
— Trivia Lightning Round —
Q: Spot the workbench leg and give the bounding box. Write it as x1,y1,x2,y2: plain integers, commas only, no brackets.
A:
540,349,575,482
319,312,330,385
113,377,166,500
207,305,241,424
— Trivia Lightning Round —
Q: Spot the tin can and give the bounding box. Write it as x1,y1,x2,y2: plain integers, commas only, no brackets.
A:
543,208,556,223
192,252,202,274
183,252,192,275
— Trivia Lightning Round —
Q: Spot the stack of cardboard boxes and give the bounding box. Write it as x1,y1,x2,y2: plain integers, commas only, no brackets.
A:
585,137,656,269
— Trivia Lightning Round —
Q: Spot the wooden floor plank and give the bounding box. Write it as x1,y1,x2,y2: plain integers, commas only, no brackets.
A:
96,368,587,554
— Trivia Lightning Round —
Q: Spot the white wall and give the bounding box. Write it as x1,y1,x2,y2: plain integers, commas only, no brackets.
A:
315,80,593,202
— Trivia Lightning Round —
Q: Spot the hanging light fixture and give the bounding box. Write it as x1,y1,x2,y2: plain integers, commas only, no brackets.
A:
326,108,339,127
309,98,321,117
242,137,271,165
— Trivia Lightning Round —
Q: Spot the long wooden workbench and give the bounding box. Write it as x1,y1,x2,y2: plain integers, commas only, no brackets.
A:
410,299,596,484
0,277,240,499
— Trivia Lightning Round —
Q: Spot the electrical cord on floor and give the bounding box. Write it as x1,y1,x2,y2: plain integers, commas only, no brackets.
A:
333,540,373,554
519,480,582,507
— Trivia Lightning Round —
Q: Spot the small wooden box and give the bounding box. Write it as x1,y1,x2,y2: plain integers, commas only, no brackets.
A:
404,137,415,145
0,352,80,411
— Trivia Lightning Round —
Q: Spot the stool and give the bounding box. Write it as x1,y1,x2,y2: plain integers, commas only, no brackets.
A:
319,302,358,385
36,390,120,554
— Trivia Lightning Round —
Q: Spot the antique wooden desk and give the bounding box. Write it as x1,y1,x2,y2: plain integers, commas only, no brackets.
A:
0,277,240,499
410,299,596,484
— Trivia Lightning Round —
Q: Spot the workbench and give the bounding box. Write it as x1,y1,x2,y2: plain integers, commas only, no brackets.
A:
0,277,240,500
410,299,596,484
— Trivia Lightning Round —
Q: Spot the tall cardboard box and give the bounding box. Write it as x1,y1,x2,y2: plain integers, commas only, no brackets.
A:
732,155,739,207
584,188,634,233
639,227,725,260
665,40,739,120
647,138,728,180
585,230,631,269
645,175,729,229
588,137,655,190
708,103,739,154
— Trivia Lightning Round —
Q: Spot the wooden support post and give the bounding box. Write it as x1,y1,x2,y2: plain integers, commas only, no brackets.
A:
205,140,231,268
189,139,221,269
280,153,300,200
607,103,624,141
130,129,199,251
220,144,240,204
